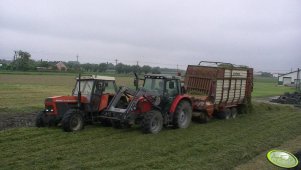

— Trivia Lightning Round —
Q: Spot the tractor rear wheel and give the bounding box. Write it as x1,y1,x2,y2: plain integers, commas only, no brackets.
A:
35,112,46,127
62,110,84,132
141,110,163,134
218,108,231,120
231,108,238,119
173,100,192,128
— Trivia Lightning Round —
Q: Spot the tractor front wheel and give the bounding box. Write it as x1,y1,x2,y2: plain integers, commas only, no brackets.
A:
141,110,163,134
35,112,46,127
173,100,192,128
62,110,84,132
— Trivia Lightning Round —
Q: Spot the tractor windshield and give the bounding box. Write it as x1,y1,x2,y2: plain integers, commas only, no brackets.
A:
143,78,164,95
73,80,94,96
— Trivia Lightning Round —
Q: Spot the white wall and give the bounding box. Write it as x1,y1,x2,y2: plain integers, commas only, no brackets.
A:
278,69,301,85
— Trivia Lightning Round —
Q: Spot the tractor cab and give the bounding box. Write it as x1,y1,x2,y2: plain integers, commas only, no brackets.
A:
142,74,182,108
36,75,118,131
72,75,117,112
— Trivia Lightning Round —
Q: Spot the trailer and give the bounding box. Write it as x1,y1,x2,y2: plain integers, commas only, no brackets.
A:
184,61,253,122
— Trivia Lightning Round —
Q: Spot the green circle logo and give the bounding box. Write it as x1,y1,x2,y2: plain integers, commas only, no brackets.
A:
267,150,299,168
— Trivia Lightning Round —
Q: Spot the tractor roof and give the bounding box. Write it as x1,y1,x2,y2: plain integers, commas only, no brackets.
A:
144,74,181,80
77,75,115,81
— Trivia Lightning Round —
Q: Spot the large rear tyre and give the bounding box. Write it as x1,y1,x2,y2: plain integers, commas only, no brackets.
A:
173,100,192,128
141,110,163,134
218,108,231,120
62,110,84,132
35,112,46,127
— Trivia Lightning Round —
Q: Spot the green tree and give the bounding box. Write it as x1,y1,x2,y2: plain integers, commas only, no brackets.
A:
141,65,151,74
98,63,108,72
12,50,32,71
151,67,161,74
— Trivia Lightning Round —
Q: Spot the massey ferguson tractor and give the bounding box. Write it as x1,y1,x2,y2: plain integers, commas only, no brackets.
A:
35,75,118,132
102,74,192,134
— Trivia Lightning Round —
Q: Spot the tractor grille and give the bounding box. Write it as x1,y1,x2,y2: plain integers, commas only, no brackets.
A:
55,103,76,116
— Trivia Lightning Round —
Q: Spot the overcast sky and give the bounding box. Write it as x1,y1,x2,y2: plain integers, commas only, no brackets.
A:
0,0,300,72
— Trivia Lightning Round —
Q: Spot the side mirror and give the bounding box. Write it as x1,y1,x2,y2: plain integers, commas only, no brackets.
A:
169,81,175,89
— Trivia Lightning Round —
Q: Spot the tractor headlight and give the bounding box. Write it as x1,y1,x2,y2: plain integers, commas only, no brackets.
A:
45,106,54,112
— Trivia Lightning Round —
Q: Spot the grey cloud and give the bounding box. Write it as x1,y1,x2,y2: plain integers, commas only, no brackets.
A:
0,0,300,72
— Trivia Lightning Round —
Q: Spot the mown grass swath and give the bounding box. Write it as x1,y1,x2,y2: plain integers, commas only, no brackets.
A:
1,103,301,169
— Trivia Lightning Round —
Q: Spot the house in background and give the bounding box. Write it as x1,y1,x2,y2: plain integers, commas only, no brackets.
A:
278,69,300,86
55,61,68,71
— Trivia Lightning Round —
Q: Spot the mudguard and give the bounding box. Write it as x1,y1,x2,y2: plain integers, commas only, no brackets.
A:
169,94,192,114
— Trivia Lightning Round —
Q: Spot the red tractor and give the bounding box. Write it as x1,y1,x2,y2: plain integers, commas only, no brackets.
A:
35,75,118,132
102,74,192,134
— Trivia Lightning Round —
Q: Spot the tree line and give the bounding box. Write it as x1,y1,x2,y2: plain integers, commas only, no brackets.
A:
0,50,184,74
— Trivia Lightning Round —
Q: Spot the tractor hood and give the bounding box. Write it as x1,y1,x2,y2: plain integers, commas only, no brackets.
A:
45,96,89,104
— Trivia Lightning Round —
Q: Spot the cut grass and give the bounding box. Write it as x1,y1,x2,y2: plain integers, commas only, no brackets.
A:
0,103,301,169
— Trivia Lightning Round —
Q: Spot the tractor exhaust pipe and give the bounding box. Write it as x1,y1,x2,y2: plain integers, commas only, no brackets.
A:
77,73,81,108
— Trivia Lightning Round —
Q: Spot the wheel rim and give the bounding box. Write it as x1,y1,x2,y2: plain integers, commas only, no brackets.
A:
70,114,82,131
179,110,188,125
151,116,161,132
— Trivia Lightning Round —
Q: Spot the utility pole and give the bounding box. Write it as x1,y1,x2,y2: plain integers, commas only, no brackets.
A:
296,68,301,91
76,55,80,71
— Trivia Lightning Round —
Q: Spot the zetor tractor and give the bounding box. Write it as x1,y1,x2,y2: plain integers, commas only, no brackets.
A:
35,75,118,132
103,74,192,134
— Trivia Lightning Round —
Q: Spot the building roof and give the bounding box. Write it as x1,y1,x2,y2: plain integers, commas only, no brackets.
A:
77,75,115,81
278,69,300,78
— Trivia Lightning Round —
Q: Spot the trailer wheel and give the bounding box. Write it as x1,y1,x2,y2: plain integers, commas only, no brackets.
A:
173,100,192,128
62,110,84,132
35,112,46,127
231,108,238,119
141,110,163,134
199,112,209,123
218,108,231,120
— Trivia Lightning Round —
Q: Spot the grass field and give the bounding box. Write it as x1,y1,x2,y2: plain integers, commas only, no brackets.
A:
0,73,295,114
1,103,301,169
0,72,300,169
253,76,295,97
